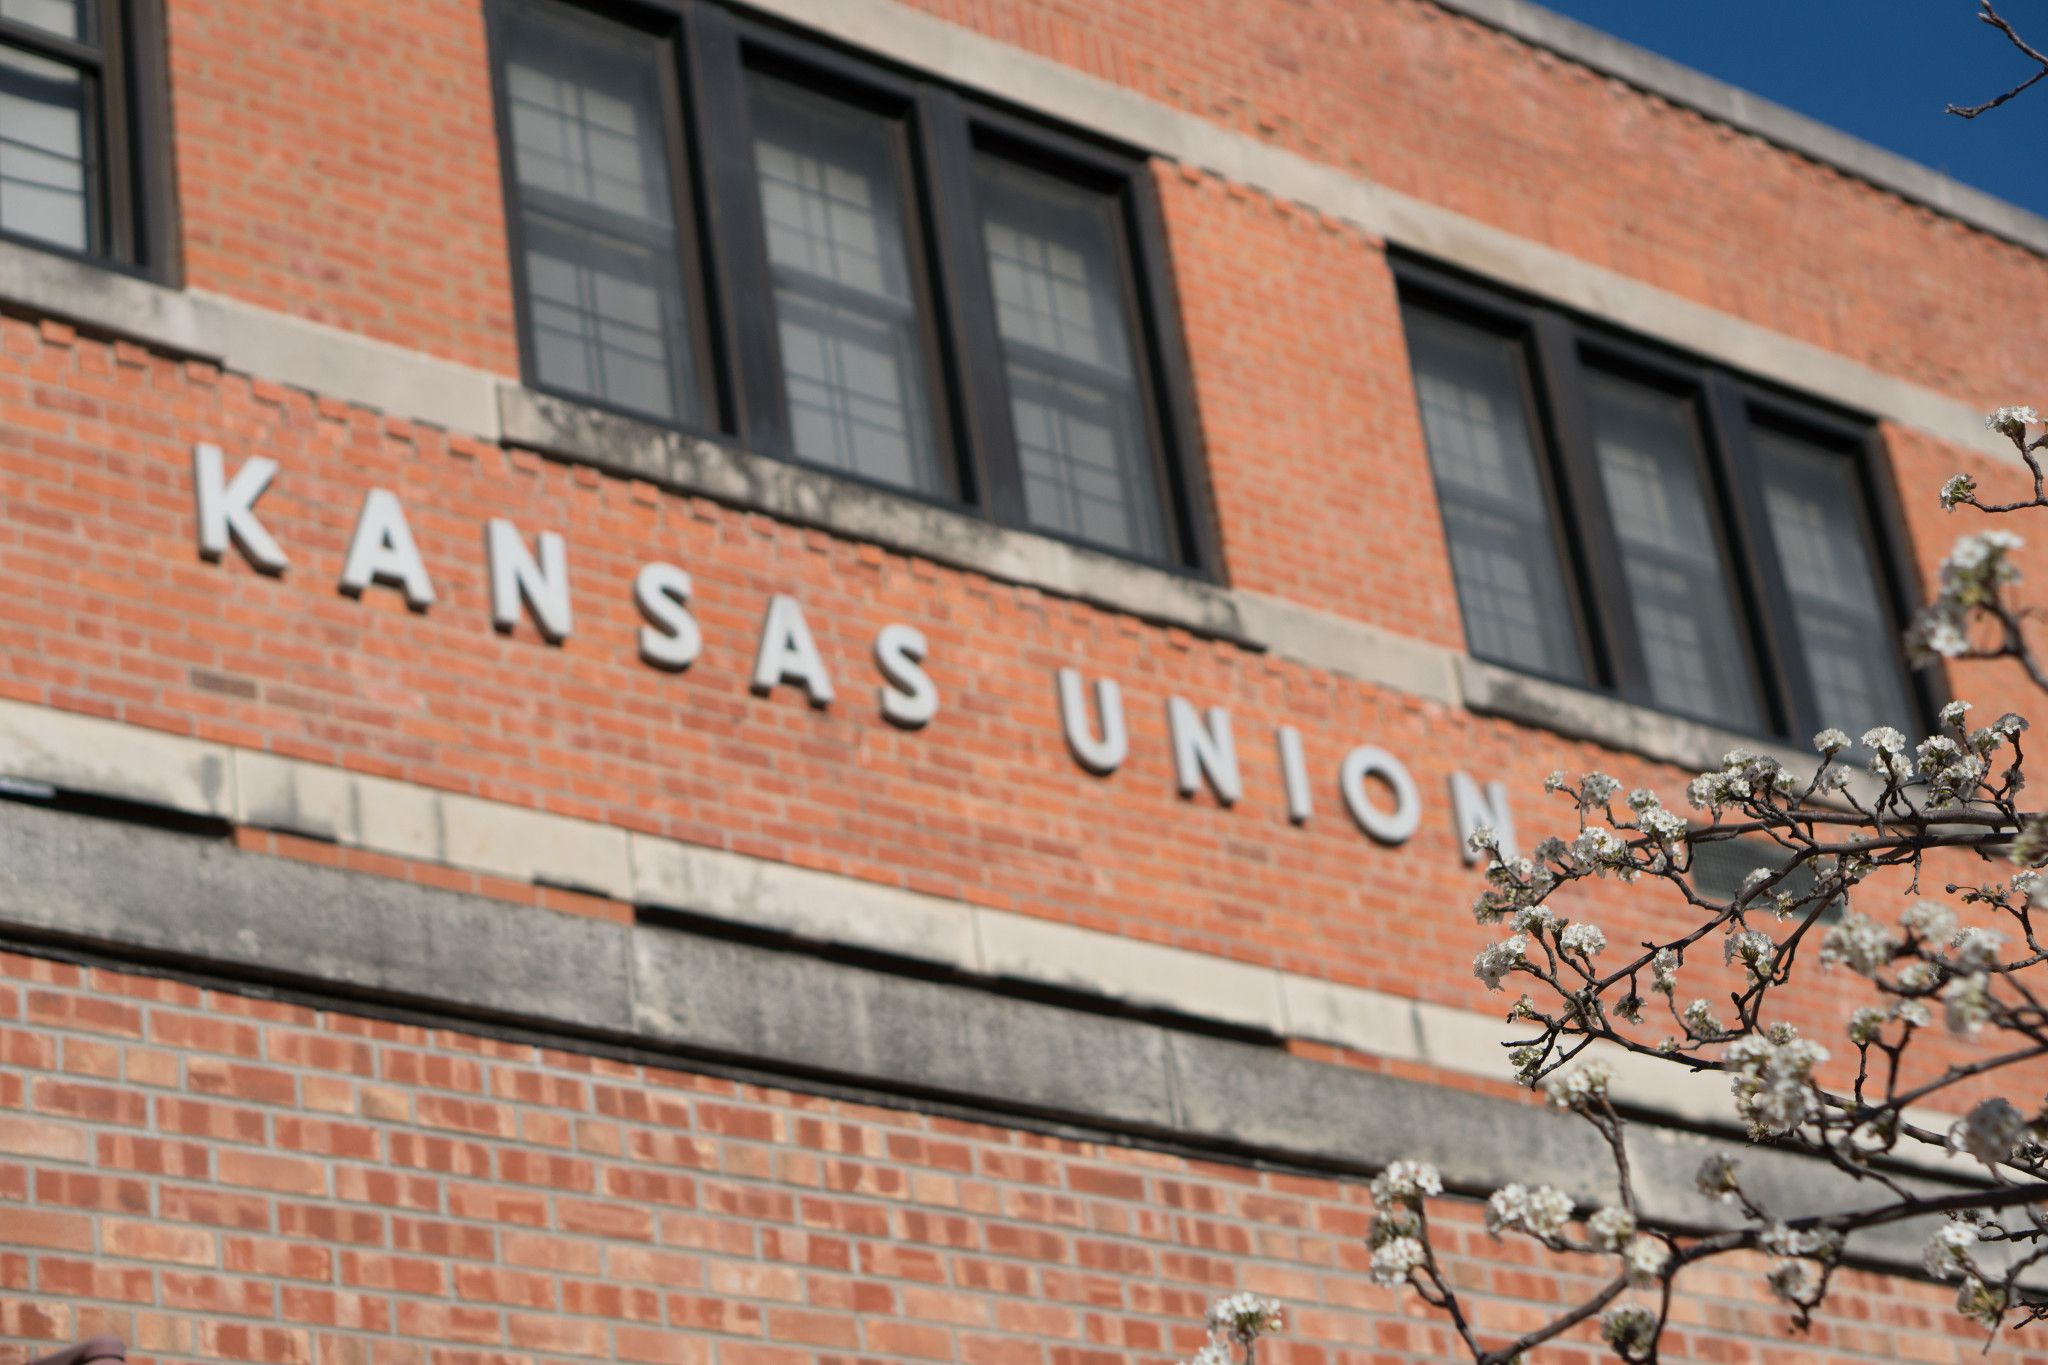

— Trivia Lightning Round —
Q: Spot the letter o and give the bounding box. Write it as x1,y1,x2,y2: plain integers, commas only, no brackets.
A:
1340,745,1421,845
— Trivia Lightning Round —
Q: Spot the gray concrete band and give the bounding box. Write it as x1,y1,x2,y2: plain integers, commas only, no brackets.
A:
0,799,1973,1276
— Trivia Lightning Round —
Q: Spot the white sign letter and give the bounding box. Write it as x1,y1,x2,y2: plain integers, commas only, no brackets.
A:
874,624,937,730
486,519,572,643
634,563,701,672
1168,697,1241,807
193,443,287,573
1450,771,1517,862
1056,669,1126,776
1341,745,1421,845
338,488,435,608
1276,726,1312,825
751,595,834,707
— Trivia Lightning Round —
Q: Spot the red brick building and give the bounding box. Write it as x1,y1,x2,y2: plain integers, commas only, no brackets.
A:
0,0,2041,1361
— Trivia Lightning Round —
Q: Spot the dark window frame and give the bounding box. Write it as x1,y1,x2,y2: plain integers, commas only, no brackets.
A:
0,0,177,282
1394,254,1939,743
483,0,1220,579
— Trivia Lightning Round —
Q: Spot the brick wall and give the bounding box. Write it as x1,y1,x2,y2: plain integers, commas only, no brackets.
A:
157,0,2048,411
2,309,2034,1071
0,952,2033,1365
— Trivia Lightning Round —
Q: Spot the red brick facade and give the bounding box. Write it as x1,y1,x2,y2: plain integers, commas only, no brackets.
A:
0,954,2014,1365
0,0,2043,1361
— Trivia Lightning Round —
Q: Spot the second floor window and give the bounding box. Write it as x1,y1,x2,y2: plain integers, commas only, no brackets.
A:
0,0,173,276
489,0,1216,574
1398,259,1930,745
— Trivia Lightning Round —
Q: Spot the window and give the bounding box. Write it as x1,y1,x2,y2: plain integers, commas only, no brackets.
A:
487,0,1215,573
1398,260,1930,743
0,0,173,276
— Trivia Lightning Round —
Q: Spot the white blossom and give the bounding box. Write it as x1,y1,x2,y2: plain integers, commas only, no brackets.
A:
1206,1294,1283,1345
1586,1206,1635,1250
1901,900,1958,943
1817,912,1898,976
1949,926,2006,973
1681,998,1725,1041
1923,1220,1980,1280
1186,1343,1233,1365
1985,406,2040,441
1579,772,1621,808
1560,922,1607,958
1485,1182,1573,1239
1723,930,1775,980
1725,1029,1827,1137
1545,1061,1613,1110
1370,1160,1441,1207
1848,1006,1889,1045
1572,825,1627,872
1623,1235,1670,1288
1650,947,1680,996
1941,698,1974,728
1944,972,1995,1036
1956,1277,2008,1331
1761,1224,1842,1259
1813,728,1850,755
1695,1152,1741,1203
1637,807,1686,843
1766,1259,1817,1304
1948,1097,2027,1167
1473,936,1527,992
1600,1304,1657,1356
1368,1236,1426,1288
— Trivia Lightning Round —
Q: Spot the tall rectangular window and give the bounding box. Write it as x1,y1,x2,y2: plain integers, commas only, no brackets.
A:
1754,428,1918,739
0,0,172,275
501,0,704,425
1585,373,1765,732
1397,260,1927,745
1405,308,1587,682
489,1,1214,574
747,74,944,495
974,155,1167,561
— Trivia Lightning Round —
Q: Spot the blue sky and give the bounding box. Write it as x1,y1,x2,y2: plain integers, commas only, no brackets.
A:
1531,1,2048,219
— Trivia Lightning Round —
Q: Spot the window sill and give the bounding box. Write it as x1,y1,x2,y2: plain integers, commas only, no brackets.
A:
498,383,1257,644
1457,657,1885,803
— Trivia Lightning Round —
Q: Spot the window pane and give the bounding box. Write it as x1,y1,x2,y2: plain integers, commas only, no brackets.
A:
1755,429,1918,738
974,155,1168,560
1586,373,1766,732
1404,309,1586,681
0,0,81,40
0,44,89,252
748,75,943,495
502,1,698,424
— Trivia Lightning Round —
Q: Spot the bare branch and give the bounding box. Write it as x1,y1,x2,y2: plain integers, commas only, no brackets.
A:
1949,1,2048,118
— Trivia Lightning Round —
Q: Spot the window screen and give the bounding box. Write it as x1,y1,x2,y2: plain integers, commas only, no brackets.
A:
1405,309,1587,682
974,155,1168,561
502,0,700,424
1755,429,1918,739
748,74,943,494
1586,373,1766,733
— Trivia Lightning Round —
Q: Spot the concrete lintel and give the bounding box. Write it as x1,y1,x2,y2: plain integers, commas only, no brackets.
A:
627,834,980,971
196,291,502,438
0,702,1969,1170
0,699,234,820
0,798,1974,1276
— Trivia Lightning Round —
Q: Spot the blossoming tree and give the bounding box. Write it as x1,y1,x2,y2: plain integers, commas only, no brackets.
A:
1367,408,2048,1361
